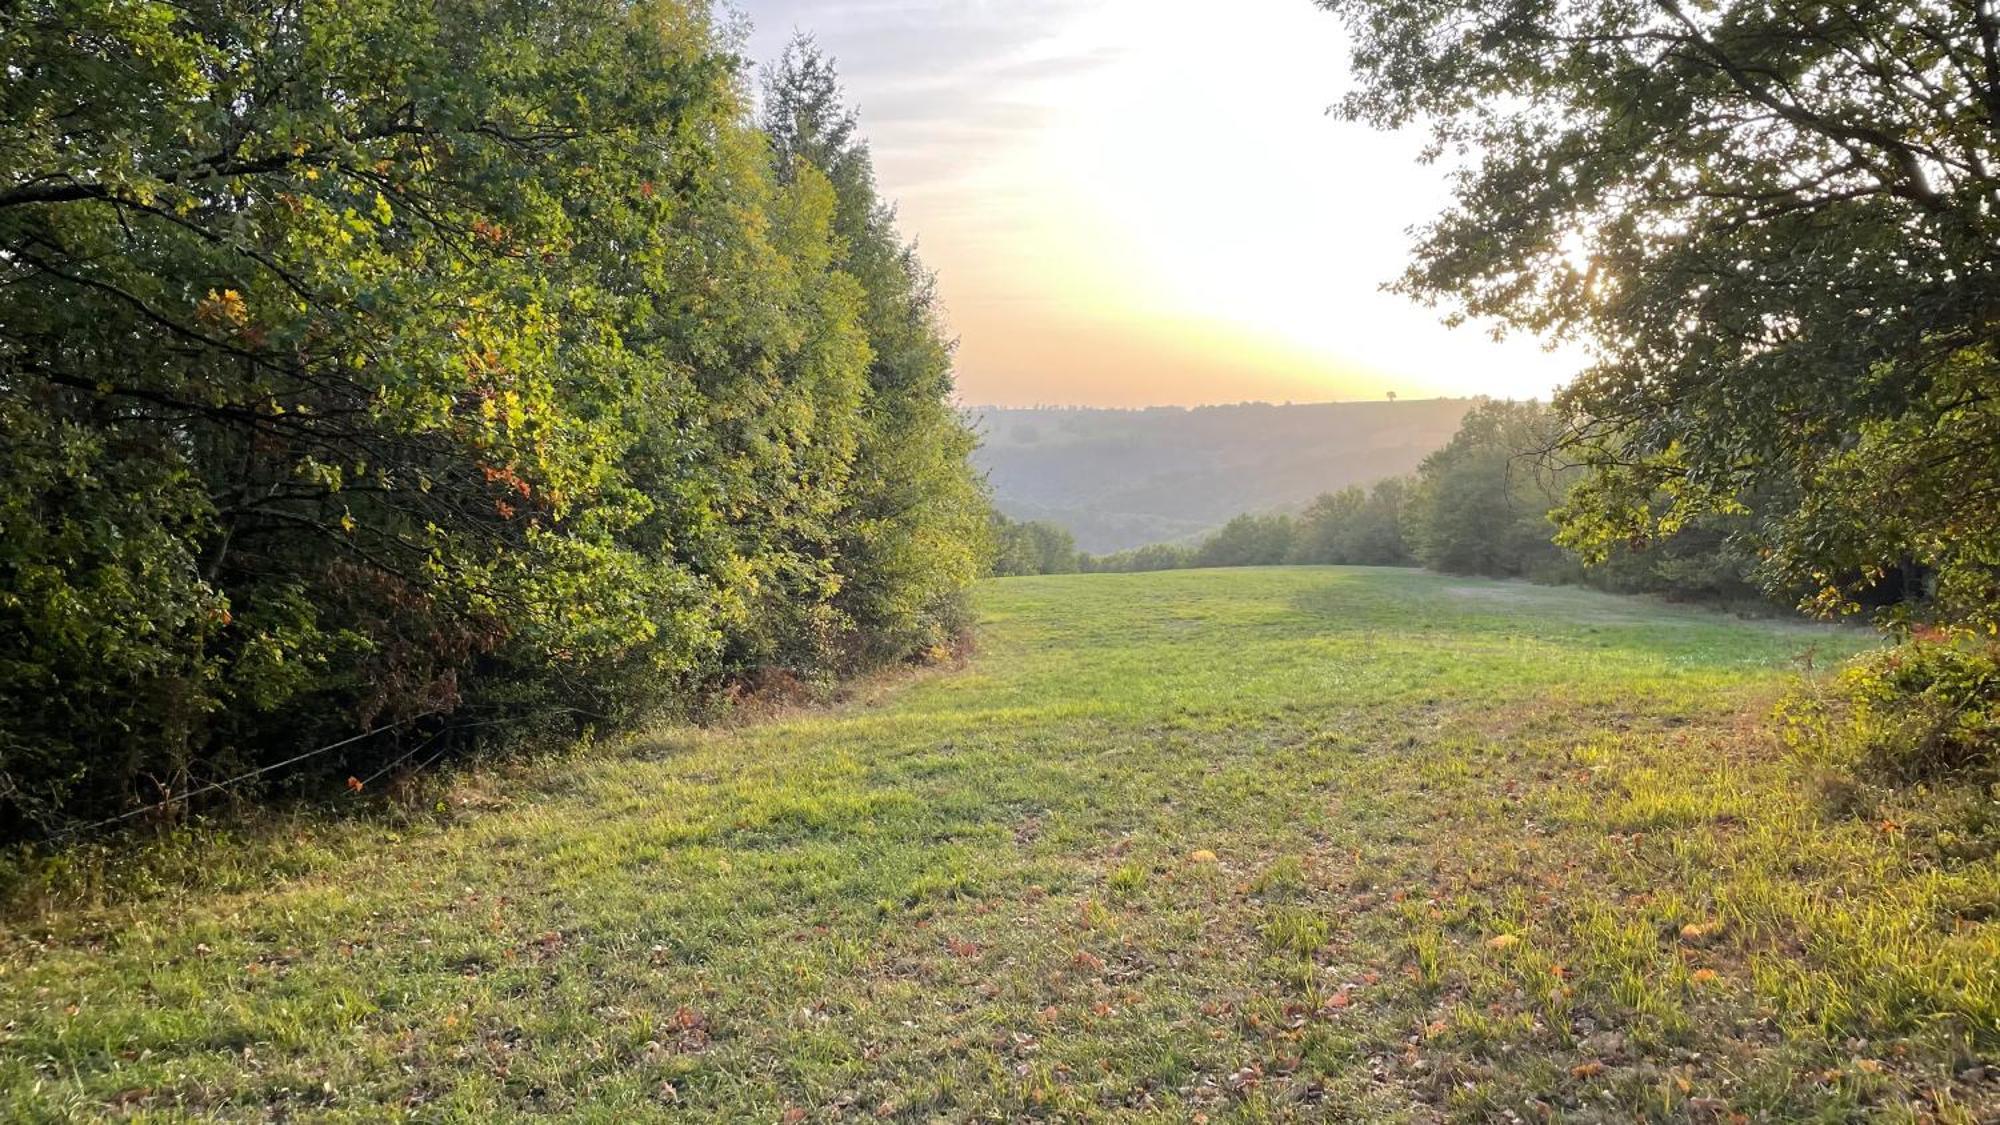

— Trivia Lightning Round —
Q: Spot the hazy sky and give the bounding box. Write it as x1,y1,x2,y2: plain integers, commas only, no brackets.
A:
735,0,1579,407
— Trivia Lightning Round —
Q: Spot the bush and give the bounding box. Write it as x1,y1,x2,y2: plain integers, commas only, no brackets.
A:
1788,629,2000,785
1840,631,2000,782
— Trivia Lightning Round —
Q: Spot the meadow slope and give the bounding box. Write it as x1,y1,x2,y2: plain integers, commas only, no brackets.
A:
3,568,1996,1121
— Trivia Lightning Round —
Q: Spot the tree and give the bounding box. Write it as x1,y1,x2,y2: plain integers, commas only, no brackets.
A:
0,2,984,834
1293,478,1415,566
1080,543,1196,573
1404,401,1576,579
1320,0,2000,631
760,38,991,665
990,514,1079,577
1194,514,1297,569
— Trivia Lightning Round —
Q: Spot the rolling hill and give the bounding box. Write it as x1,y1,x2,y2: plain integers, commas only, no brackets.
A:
970,399,1475,553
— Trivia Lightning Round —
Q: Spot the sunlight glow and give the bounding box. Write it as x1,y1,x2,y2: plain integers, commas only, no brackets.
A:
743,0,1582,406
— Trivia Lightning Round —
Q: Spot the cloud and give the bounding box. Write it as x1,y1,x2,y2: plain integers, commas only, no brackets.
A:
733,0,1121,158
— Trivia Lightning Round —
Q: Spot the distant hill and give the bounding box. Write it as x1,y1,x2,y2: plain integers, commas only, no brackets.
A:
971,399,1475,554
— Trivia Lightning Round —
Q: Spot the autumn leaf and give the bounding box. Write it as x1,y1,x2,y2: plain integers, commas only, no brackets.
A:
1679,921,1722,943
1487,933,1521,950
195,288,250,331
1571,1060,1606,1078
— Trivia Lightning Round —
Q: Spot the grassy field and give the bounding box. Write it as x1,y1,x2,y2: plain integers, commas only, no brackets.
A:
3,567,1995,1121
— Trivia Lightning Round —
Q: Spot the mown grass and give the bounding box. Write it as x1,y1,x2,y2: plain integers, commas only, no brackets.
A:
2,567,1995,1121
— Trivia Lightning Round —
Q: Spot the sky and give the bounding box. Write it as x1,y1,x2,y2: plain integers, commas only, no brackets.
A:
733,0,1580,408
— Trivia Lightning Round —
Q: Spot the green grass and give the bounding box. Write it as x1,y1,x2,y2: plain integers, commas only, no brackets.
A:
3,567,1996,1121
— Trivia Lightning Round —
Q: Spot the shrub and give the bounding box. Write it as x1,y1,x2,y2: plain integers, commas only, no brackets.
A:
1789,629,2000,784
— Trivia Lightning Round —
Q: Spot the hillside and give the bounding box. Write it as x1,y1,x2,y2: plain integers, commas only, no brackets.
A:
8,568,1990,1121
971,400,1475,553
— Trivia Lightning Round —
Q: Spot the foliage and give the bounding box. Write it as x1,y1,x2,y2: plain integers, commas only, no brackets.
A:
990,513,1079,577
759,39,992,666
1402,400,1577,580
1289,477,1415,567
1319,0,2000,634
1791,627,2000,784
1580,508,1772,608
1078,542,1196,574
1193,513,1297,569
0,4,980,834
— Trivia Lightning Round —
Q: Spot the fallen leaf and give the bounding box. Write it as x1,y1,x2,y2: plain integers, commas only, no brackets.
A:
1190,849,1219,865
1680,921,1722,943
1571,1060,1606,1078
1487,934,1521,950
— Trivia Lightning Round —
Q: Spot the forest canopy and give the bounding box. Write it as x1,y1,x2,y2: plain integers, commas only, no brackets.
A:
0,2,986,835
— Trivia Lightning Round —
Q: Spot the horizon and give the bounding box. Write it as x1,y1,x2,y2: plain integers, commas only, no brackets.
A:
737,0,1585,409
965,394,1491,412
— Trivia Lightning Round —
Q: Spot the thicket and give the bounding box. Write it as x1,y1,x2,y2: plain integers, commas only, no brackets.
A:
0,4,986,837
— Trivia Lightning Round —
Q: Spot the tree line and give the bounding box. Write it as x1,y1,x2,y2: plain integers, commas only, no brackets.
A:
0,3,987,837
995,399,1767,609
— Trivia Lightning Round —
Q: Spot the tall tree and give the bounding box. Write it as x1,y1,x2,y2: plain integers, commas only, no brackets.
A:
761,37,991,665
1320,0,2000,629
0,1,978,833
1405,401,1575,578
